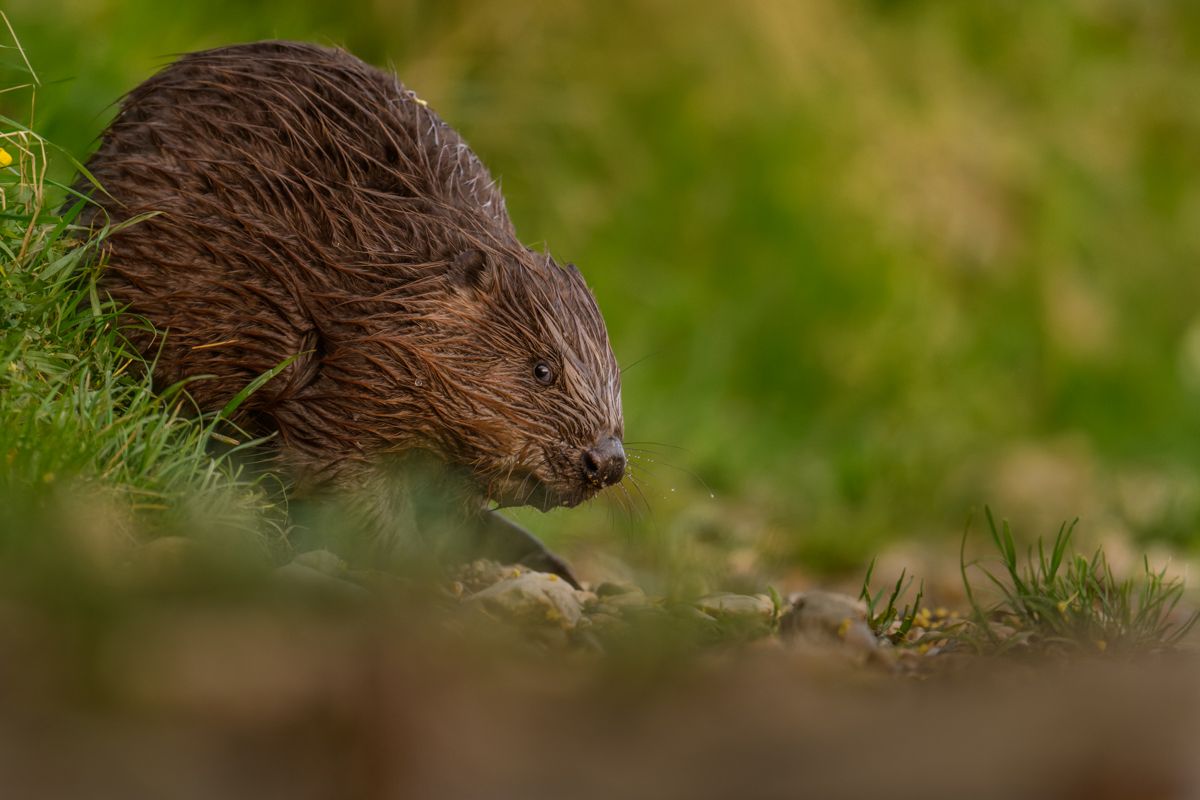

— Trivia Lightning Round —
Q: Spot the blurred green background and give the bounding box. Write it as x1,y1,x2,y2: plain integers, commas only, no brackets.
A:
5,0,1200,578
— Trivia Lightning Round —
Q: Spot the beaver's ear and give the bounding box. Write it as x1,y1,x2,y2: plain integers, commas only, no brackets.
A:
451,248,495,294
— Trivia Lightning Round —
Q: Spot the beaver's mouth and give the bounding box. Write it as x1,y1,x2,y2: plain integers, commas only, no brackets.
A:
486,439,625,511
487,470,597,511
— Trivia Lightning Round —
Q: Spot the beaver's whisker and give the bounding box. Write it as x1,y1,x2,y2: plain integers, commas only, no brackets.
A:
619,351,660,375
623,472,654,521
494,454,519,505
622,440,687,451
624,452,716,500
511,460,536,507
615,478,642,522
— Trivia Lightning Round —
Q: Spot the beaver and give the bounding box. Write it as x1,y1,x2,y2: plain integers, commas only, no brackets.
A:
75,41,626,584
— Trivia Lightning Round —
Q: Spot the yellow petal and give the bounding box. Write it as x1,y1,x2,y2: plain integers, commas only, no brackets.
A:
0,148,12,168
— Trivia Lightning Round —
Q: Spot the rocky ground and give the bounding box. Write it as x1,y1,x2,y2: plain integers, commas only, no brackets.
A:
279,552,1172,676
0,544,1198,799
281,552,901,661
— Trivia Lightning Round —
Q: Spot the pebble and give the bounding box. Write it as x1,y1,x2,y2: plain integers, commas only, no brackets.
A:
779,590,881,658
466,570,586,630
694,592,776,621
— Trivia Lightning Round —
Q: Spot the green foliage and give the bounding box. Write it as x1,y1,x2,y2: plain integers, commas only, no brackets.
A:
860,508,1198,654
961,508,1199,654
0,84,281,547
859,559,924,644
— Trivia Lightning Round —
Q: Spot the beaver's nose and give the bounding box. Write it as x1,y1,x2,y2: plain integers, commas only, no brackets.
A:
581,437,626,487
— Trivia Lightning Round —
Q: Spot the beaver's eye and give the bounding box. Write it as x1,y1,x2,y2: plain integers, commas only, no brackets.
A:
533,361,555,386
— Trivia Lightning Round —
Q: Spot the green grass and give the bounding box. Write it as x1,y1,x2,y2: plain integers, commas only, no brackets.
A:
0,92,282,555
960,508,1199,654
861,508,1199,655
860,561,924,646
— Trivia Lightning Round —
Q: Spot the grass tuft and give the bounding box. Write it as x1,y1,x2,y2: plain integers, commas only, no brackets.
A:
859,558,924,644
862,507,1199,656
958,508,1199,655
0,46,285,553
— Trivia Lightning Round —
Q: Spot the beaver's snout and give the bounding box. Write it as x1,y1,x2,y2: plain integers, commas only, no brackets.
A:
581,437,626,488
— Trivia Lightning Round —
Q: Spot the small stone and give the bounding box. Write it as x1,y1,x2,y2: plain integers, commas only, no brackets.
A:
455,559,527,593
466,571,585,630
779,590,880,657
694,592,776,621
780,590,867,636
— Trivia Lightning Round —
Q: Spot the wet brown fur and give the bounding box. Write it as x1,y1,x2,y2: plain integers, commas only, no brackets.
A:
77,41,623,513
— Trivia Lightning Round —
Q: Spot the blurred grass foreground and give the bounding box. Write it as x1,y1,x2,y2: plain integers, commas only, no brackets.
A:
4,3,1200,797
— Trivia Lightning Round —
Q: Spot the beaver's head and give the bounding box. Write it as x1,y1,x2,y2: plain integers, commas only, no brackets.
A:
388,238,625,510
308,85,627,510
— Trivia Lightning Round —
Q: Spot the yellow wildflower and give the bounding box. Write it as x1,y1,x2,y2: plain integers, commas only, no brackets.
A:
0,147,11,168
